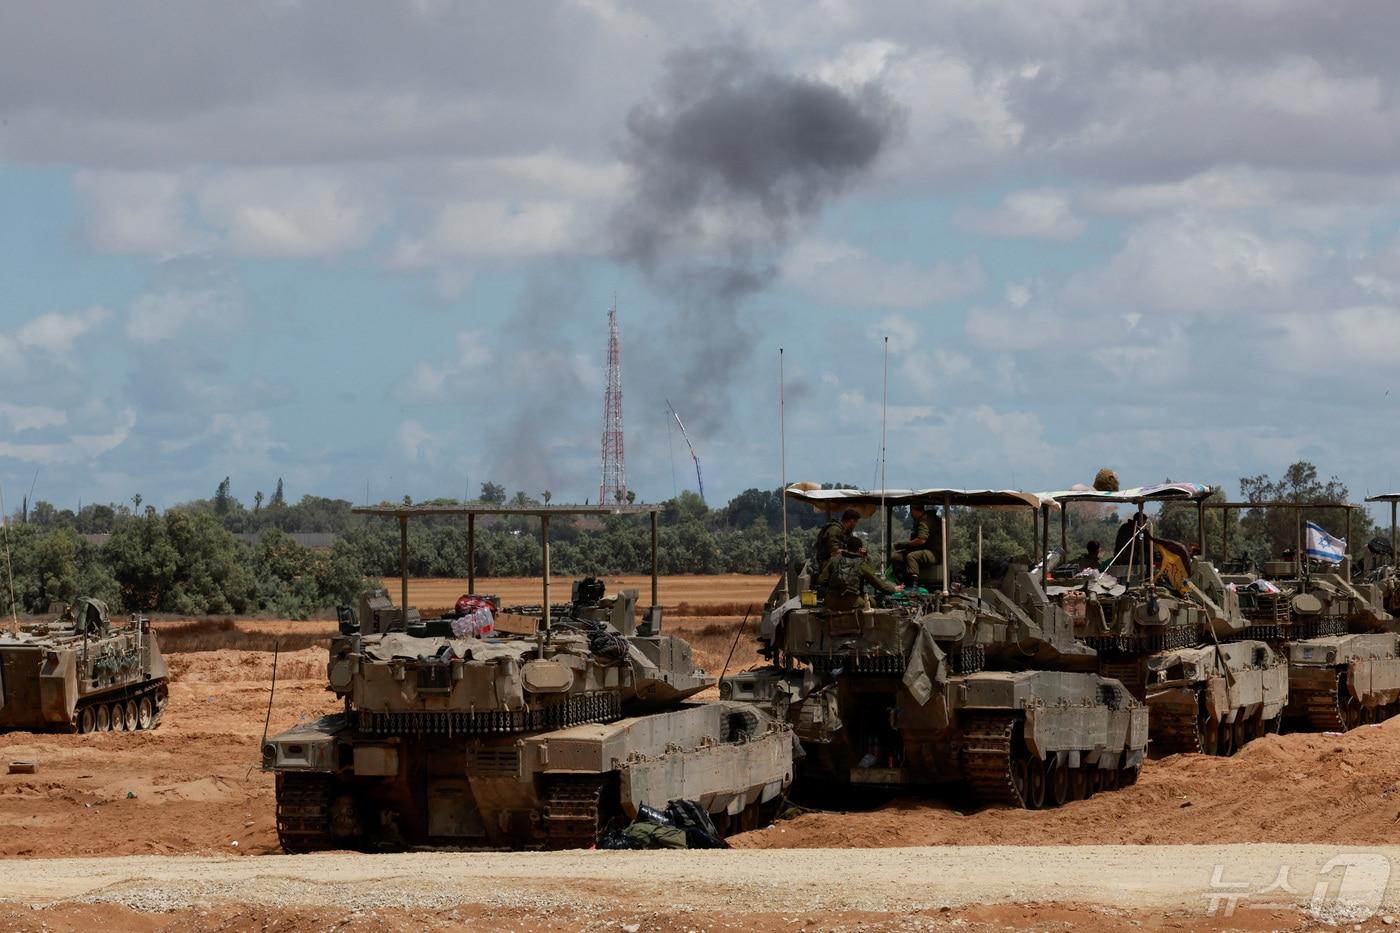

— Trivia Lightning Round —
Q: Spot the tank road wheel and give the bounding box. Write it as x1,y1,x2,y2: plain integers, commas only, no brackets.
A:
78,707,96,734
1216,720,1234,756
111,703,128,732
1046,758,1070,808
1009,757,1031,807
1197,716,1217,755
136,697,154,730
1231,718,1247,752
125,700,139,730
1068,766,1089,801
1024,757,1047,810
96,704,111,732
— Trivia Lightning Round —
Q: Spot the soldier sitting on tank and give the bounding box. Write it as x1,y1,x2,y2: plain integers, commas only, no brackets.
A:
818,539,898,611
893,503,940,585
814,508,862,571
1073,540,1103,574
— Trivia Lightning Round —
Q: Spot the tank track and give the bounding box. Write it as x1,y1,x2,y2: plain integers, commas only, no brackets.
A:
73,677,168,733
1151,701,1204,755
1296,670,1349,732
960,713,1023,807
275,772,335,853
541,774,610,849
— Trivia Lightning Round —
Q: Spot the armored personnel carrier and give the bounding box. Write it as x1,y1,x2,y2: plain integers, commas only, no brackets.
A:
1038,483,1287,757
263,504,792,851
722,487,1148,810
1210,499,1400,731
0,597,168,733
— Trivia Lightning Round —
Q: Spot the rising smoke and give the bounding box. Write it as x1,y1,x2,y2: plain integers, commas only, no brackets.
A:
611,43,903,432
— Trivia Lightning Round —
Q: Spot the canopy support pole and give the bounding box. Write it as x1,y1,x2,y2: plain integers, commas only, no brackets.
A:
941,494,951,596
541,514,551,630
1040,503,1050,587
650,510,659,608
398,514,409,619
467,513,476,594
1345,508,1352,579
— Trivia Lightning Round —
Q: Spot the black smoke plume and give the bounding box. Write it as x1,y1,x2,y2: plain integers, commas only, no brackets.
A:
612,43,902,432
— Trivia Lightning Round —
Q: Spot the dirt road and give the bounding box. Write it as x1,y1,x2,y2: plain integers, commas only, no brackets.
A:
2,845,1397,930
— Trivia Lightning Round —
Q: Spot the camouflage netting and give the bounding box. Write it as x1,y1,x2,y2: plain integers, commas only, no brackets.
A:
1093,468,1120,492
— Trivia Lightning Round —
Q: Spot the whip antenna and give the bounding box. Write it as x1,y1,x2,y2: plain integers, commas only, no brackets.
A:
779,349,790,603
0,482,18,631
879,336,888,567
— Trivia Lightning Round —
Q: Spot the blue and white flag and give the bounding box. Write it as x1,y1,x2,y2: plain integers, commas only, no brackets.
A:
1304,521,1346,564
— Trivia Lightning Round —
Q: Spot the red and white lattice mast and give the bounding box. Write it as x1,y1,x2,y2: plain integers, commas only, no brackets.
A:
599,304,627,504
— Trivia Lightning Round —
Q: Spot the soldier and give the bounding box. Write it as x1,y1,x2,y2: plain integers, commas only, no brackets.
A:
895,503,940,584
818,541,898,611
815,508,862,569
1074,540,1102,573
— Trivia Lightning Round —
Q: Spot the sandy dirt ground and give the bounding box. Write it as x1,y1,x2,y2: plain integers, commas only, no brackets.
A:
4,575,1400,929
2,845,1397,931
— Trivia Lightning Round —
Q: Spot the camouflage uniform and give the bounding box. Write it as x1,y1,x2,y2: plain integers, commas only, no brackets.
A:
818,551,897,612
814,519,848,570
898,511,940,581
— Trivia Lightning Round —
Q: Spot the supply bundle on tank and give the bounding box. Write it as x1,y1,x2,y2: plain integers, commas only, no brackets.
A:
261,503,793,851
0,597,169,734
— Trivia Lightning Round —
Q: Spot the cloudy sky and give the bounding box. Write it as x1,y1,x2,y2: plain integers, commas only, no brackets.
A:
4,1,1400,518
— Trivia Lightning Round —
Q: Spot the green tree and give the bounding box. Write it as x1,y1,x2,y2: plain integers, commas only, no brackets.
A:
480,482,506,504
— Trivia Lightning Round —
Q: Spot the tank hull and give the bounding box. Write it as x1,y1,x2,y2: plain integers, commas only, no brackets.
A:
724,666,1148,809
1143,641,1289,756
1284,633,1400,730
265,701,792,851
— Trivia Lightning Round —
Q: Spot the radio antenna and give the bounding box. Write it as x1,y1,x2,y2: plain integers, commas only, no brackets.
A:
0,482,18,631
779,348,790,603
879,336,889,567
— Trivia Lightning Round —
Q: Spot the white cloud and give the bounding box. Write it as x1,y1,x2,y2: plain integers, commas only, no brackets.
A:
197,172,379,257
784,239,985,309
0,409,135,463
398,419,435,461
0,402,67,432
16,307,112,355
392,200,580,265
1066,214,1316,314
957,190,1084,240
74,171,196,255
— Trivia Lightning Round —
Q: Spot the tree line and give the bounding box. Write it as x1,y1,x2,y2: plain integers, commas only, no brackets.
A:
0,462,1379,618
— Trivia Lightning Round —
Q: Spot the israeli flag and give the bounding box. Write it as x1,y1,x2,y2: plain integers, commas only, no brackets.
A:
1304,521,1347,564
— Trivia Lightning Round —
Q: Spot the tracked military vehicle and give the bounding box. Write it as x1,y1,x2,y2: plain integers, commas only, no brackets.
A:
1210,499,1400,731
722,487,1147,811
0,597,168,733
1039,483,1287,757
263,504,792,851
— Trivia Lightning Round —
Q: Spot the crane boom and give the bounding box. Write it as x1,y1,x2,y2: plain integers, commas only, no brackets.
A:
666,399,705,504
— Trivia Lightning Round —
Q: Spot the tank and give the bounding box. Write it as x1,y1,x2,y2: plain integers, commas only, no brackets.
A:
722,487,1148,811
1224,549,1400,731
0,597,169,733
1040,483,1288,757
262,503,792,852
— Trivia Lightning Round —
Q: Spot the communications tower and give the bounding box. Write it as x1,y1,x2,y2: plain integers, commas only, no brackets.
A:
599,304,627,504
